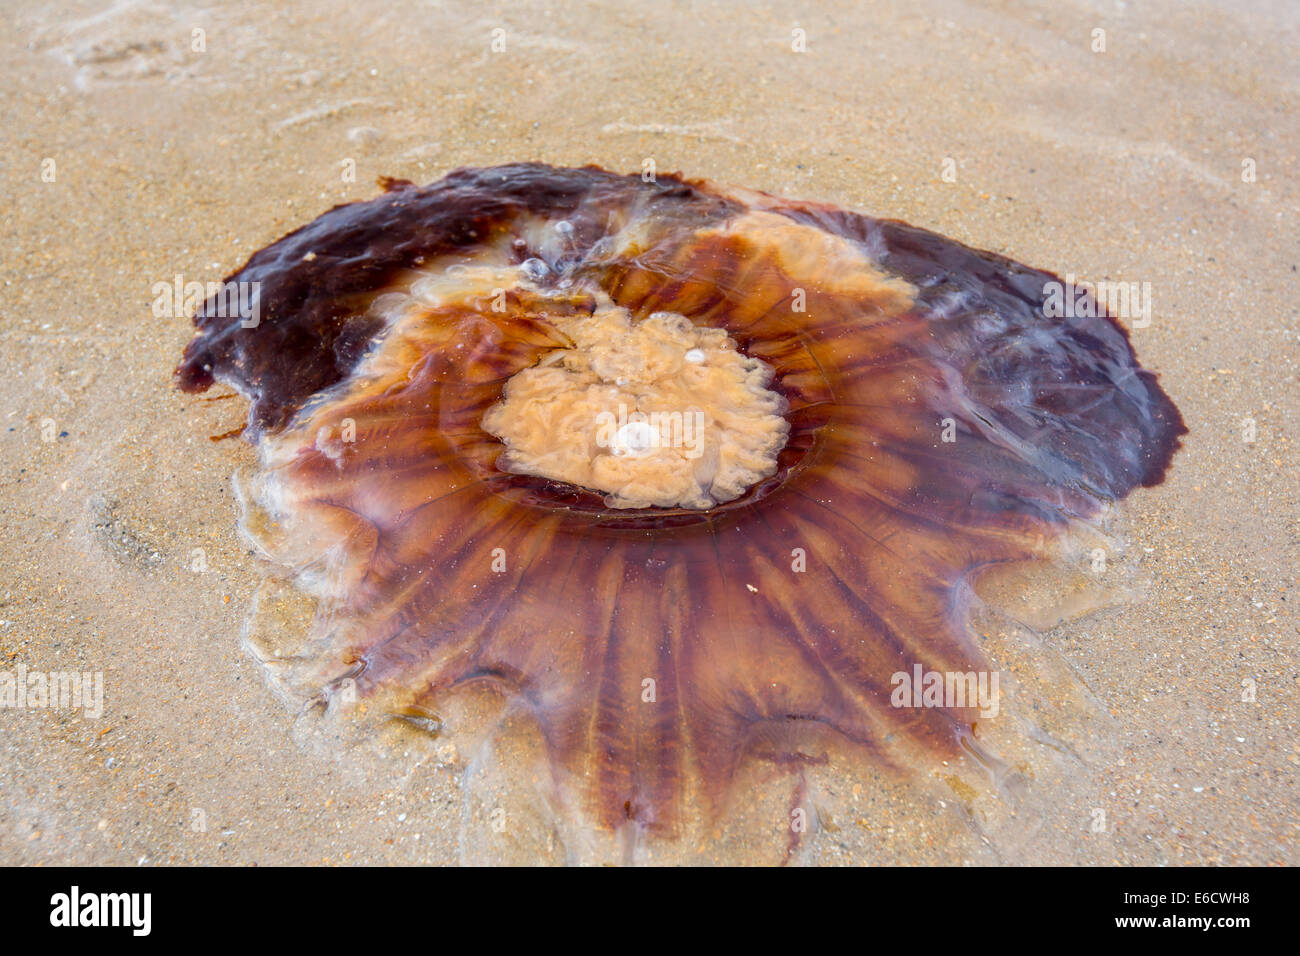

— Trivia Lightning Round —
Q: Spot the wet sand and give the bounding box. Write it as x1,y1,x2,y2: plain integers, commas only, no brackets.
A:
0,0,1295,864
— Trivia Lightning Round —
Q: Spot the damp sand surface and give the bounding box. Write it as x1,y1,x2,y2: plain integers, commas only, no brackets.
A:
0,0,1296,865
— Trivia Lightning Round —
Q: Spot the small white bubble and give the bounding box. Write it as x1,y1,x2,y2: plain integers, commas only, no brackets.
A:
555,220,574,237
614,421,657,456
684,348,706,364
521,258,549,280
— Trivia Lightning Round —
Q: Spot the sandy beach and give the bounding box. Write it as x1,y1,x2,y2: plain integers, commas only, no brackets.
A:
0,0,1295,865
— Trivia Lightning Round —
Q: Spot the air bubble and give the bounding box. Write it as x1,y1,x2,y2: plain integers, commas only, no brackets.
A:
613,421,658,457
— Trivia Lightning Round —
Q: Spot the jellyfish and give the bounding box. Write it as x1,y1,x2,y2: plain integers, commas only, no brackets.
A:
175,163,1184,858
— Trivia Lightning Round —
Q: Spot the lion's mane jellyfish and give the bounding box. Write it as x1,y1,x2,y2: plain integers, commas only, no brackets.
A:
176,164,1184,862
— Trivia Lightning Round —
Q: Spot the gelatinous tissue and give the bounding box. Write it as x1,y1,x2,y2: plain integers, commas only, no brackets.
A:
175,164,1184,862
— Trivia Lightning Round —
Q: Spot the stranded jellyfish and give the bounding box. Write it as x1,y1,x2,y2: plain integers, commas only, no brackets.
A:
175,163,1183,855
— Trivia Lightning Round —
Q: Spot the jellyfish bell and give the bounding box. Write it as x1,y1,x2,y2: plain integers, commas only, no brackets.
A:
175,163,1184,863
